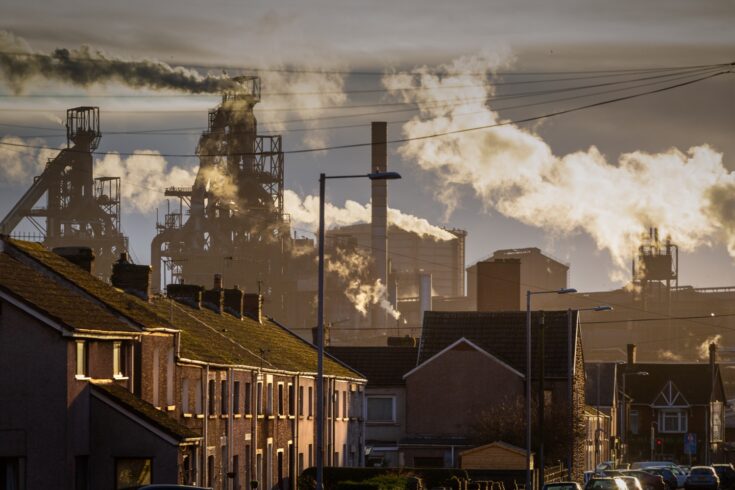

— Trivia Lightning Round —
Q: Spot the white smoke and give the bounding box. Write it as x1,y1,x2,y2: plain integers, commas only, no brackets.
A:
95,151,196,213
326,248,401,320
257,69,347,149
284,189,455,241
698,334,721,360
0,136,53,183
383,54,735,276
657,349,684,362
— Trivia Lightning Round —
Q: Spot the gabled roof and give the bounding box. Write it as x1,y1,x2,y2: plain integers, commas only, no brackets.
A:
91,380,199,442
404,337,525,380
2,239,363,379
0,253,138,334
623,363,725,405
458,440,529,457
327,346,417,386
652,380,690,407
420,310,578,378
585,362,618,407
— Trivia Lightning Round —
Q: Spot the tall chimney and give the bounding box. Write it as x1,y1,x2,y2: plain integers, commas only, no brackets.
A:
627,343,637,365
419,272,433,327
371,121,388,330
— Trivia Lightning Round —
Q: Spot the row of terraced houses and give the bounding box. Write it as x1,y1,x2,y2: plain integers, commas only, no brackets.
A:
0,237,366,489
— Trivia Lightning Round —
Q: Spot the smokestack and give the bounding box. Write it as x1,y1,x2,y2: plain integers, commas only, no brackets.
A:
419,272,433,327
627,343,637,365
371,121,388,330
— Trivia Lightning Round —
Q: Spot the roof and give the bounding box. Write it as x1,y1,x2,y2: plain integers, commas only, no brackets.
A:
623,363,725,405
586,362,618,407
420,310,579,378
2,239,362,379
327,346,417,386
459,441,529,457
91,380,199,441
0,253,138,334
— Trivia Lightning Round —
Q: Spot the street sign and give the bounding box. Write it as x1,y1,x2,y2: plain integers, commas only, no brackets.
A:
684,433,697,455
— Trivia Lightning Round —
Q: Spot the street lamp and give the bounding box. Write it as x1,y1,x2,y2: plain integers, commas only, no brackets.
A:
316,171,401,490
526,288,576,490
566,305,612,480
620,369,649,462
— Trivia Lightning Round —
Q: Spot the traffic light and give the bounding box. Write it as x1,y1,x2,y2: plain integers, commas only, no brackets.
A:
656,439,663,447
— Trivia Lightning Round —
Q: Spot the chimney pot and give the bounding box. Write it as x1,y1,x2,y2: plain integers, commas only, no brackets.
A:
627,343,637,365
213,273,223,290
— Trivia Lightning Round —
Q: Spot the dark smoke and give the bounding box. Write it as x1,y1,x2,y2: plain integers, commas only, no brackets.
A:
0,32,237,94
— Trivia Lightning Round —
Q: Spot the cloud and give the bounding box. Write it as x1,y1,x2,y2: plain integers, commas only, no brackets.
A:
0,136,51,183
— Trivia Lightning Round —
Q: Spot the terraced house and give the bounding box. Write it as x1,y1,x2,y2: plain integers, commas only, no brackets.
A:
0,237,366,490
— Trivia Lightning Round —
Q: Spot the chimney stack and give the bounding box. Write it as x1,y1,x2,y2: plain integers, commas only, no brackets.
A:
243,293,263,323
53,246,94,274
627,343,637,365
224,286,244,318
110,253,152,301
371,121,388,330
710,342,717,366
167,284,204,309
202,275,224,314
213,273,223,290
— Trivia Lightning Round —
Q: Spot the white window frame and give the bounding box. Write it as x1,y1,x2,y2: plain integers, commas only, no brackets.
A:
366,395,396,423
75,340,88,379
658,408,688,433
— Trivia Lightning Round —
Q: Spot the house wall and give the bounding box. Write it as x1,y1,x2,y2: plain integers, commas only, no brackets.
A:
364,385,405,467
405,343,525,436
0,301,72,489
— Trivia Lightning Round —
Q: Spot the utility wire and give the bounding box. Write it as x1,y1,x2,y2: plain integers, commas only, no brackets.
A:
0,69,728,158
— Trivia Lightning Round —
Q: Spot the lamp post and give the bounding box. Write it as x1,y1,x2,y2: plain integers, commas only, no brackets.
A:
317,171,400,490
526,287,576,490
620,370,649,463
566,306,612,480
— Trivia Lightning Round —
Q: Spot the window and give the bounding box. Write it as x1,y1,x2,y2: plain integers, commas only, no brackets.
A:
232,455,239,490
366,396,395,423
152,348,160,407
278,383,284,416
166,349,175,406
308,444,313,467
207,455,215,488
245,445,251,486
208,380,216,415
195,382,203,414
298,386,304,416
630,409,639,435
267,382,273,415
257,381,263,415
182,378,190,413
288,384,295,416
658,408,688,433
334,390,340,419
113,342,122,377
343,391,347,418
245,382,252,414
75,341,88,377
256,452,263,486
298,452,304,475
308,387,313,417
221,380,228,415
233,381,241,414
115,458,151,489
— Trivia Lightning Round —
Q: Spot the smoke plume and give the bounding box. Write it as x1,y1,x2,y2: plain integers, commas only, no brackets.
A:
283,189,455,240
383,54,735,276
698,334,721,360
326,247,401,320
0,136,54,182
95,151,196,213
0,31,237,94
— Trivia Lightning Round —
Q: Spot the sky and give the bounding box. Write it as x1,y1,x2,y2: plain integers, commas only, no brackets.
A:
0,0,734,292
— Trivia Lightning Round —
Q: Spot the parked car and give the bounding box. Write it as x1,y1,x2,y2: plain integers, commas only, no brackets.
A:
646,467,679,490
621,470,667,490
685,466,720,490
139,485,213,490
633,462,681,470
633,463,689,488
713,464,735,490
543,482,584,490
620,476,645,490
586,477,629,490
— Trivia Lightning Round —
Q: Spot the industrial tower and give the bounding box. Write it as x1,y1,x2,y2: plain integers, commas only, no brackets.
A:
0,106,127,278
151,76,294,319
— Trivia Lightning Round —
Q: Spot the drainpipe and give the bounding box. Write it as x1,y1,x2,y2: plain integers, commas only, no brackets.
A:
203,364,209,486
228,367,234,490
567,309,573,480
294,375,299,489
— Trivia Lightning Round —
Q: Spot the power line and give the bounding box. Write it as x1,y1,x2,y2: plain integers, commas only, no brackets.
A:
0,69,728,158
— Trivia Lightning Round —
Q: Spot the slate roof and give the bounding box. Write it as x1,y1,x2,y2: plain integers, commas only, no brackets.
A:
585,362,618,407
0,253,138,333
327,346,418,386
91,380,200,441
419,310,578,378
623,363,725,405
2,239,362,379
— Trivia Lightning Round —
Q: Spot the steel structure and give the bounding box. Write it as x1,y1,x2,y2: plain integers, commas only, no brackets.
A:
152,76,293,319
0,106,127,278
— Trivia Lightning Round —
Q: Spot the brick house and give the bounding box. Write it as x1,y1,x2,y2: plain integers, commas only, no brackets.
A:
621,345,726,465
401,310,587,481
0,238,366,489
585,362,620,466
327,346,418,468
